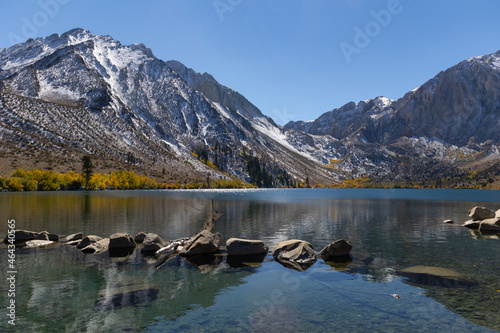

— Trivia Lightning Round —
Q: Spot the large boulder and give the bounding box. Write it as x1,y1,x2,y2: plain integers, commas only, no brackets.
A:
272,239,317,271
179,230,223,257
76,235,102,249
81,238,110,254
140,233,166,255
397,265,477,288
4,229,38,244
134,232,147,244
226,238,269,256
496,209,500,218
109,233,136,249
479,217,500,232
319,239,352,261
468,206,495,220
36,231,58,242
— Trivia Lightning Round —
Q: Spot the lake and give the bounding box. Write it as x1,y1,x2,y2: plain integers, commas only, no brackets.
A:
1,189,500,332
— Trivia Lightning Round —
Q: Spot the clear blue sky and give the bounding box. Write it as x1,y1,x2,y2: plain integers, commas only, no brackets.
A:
1,0,500,124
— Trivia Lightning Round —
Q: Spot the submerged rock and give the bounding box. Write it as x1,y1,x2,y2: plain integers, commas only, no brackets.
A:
95,282,159,310
140,233,166,255
468,206,495,220
109,233,136,249
318,239,352,261
226,238,269,256
479,217,500,232
443,219,454,224
76,235,102,249
272,239,316,271
179,230,223,257
397,265,477,288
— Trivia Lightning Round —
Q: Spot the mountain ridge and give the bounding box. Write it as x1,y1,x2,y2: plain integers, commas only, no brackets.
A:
1,28,499,186
284,48,500,182
0,28,339,186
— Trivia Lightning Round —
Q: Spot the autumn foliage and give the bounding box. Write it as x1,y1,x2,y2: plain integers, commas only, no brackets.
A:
0,169,163,191
0,168,255,191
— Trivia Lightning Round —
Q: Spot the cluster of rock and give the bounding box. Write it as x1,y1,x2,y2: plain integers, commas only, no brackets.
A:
5,228,478,296
4,228,353,272
272,239,352,271
3,229,58,248
462,206,500,232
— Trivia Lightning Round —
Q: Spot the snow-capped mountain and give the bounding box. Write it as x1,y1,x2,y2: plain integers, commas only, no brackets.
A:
284,50,500,181
1,28,499,185
0,28,338,185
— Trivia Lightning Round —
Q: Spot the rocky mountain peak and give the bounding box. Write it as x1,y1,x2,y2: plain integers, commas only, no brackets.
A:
1,29,499,185
0,28,339,186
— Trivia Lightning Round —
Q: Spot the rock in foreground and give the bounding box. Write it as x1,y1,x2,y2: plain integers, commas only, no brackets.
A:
479,217,500,232
4,229,38,244
226,238,269,256
272,239,316,271
76,235,102,249
134,232,147,244
179,230,223,257
140,233,166,255
109,233,136,249
318,239,352,261
468,206,495,220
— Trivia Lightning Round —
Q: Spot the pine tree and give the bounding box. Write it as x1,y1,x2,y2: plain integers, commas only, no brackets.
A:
81,155,94,189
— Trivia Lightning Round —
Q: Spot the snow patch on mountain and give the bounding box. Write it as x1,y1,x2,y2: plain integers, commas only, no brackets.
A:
38,79,83,103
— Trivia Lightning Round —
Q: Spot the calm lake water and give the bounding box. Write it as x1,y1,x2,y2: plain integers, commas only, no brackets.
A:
1,189,500,332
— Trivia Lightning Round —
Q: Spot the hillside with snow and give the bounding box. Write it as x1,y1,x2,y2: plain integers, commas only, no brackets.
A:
0,28,339,186
1,28,499,186
284,50,500,182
